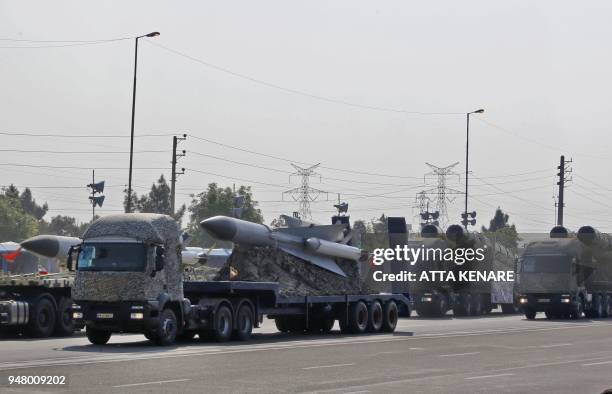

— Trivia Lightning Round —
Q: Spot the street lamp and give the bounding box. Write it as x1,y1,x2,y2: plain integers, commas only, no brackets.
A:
464,108,484,227
126,31,160,213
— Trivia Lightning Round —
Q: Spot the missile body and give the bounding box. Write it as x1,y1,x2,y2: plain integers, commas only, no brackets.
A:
577,226,612,250
200,216,363,276
20,235,82,260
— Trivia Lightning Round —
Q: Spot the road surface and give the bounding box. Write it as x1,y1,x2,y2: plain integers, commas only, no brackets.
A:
1,313,611,393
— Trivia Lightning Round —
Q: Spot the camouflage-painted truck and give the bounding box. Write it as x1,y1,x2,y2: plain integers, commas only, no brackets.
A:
517,225,612,320
387,218,518,317
68,213,409,346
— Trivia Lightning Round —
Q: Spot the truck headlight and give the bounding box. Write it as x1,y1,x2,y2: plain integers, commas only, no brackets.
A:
421,297,433,302
73,312,83,319
561,298,571,303
130,312,144,320
519,297,528,304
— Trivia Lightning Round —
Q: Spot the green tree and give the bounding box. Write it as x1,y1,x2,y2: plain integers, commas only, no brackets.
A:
0,189,39,241
40,215,90,237
123,175,186,223
352,215,389,251
188,183,263,247
482,208,520,251
19,188,48,220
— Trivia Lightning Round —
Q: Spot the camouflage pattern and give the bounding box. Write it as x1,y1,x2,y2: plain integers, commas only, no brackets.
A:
73,213,184,302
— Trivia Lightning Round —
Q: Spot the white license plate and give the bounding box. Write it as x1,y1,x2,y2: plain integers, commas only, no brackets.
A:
96,313,114,319
538,298,550,303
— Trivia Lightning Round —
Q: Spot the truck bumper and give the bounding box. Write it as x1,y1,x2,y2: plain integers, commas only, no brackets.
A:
73,300,160,333
518,294,573,312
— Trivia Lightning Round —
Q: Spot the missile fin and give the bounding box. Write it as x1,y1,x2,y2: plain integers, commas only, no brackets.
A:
278,245,347,277
275,224,346,242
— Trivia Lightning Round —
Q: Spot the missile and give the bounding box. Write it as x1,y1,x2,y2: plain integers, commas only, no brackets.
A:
200,216,364,277
577,226,612,250
20,235,82,260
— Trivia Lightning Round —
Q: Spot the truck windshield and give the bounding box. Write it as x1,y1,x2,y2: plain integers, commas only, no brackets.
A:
77,243,146,272
521,255,571,273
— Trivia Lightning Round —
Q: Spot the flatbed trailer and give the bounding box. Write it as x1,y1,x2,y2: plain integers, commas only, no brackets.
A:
74,280,409,345
0,273,74,338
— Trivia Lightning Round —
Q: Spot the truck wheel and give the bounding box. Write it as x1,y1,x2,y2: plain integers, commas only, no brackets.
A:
367,301,383,332
86,326,111,345
274,317,290,332
232,304,253,341
212,305,233,342
53,297,73,337
27,297,56,338
570,300,584,320
155,309,178,346
435,296,448,317
472,295,483,316
594,295,604,318
382,301,398,332
348,301,369,334
524,308,536,320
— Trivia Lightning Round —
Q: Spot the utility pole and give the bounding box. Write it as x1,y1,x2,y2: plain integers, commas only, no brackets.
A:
170,134,187,215
556,155,572,226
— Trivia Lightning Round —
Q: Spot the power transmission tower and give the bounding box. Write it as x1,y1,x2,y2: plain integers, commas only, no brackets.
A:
556,154,572,226
283,163,327,219
171,134,187,215
421,162,463,228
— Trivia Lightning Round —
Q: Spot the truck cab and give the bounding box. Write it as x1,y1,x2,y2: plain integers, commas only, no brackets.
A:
71,214,186,345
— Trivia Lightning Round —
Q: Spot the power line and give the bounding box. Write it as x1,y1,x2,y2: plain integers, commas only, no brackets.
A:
0,131,174,138
0,37,133,49
0,149,167,154
147,41,464,116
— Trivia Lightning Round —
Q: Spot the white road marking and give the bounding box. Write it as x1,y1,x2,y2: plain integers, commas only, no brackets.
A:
465,373,514,380
340,391,370,394
302,363,355,370
581,360,612,366
538,343,573,348
439,352,480,357
112,378,190,388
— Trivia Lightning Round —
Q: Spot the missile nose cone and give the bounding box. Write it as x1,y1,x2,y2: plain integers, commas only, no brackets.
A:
21,235,60,258
200,216,237,241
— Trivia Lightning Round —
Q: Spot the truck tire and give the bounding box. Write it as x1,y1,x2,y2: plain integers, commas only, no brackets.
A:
53,297,73,337
472,295,483,316
348,301,368,334
27,297,56,338
274,317,290,333
155,308,178,346
86,326,111,345
367,301,383,332
570,300,584,320
212,305,233,342
382,301,398,332
524,308,536,320
232,304,253,341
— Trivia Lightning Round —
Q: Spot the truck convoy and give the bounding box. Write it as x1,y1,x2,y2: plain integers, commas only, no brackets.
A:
387,217,518,317
12,213,408,345
518,225,612,320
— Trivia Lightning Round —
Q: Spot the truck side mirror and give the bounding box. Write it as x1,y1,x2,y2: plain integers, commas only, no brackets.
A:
154,246,165,272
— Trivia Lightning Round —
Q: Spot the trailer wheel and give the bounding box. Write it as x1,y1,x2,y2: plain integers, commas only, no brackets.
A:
604,296,612,318
367,301,383,332
155,309,178,346
233,304,253,341
348,301,368,334
27,297,56,338
212,305,233,342
86,326,111,345
53,297,73,337
382,301,398,332
524,308,536,320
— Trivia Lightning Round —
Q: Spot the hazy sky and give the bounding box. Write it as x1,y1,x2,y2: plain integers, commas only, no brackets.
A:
1,1,612,233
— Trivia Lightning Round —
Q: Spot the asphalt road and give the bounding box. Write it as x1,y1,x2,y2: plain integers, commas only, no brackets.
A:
1,312,612,394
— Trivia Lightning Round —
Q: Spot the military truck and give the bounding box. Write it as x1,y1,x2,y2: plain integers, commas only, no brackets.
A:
387,218,518,317
67,213,409,346
517,225,612,320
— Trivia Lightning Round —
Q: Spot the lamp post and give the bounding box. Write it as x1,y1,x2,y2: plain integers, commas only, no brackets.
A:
464,108,484,226
126,31,160,213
